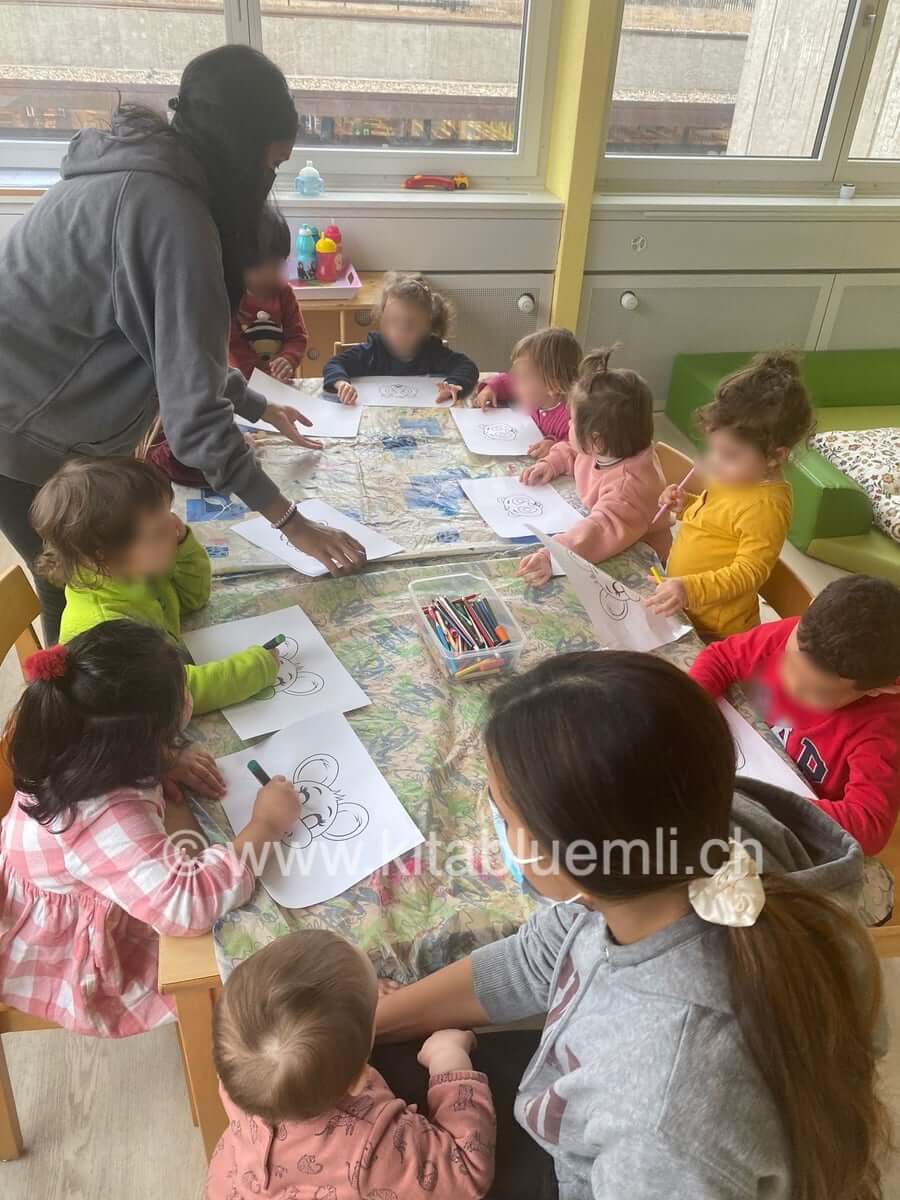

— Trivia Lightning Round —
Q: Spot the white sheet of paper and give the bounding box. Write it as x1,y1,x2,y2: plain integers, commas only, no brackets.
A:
531,528,692,651
717,699,815,799
460,477,581,539
451,406,542,456
238,370,363,439
182,605,369,739
217,711,424,908
353,375,444,408
232,501,403,577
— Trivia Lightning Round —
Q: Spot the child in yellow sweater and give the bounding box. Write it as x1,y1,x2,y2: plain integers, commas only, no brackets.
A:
645,351,813,639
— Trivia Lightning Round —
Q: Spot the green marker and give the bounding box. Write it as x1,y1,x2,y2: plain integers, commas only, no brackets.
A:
263,633,286,651
247,759,271,786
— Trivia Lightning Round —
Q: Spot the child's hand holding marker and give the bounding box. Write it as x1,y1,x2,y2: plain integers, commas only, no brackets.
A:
653,466,696,525
475,384,496,409
245,760,301,840
264,632,286,668
644,567,688,618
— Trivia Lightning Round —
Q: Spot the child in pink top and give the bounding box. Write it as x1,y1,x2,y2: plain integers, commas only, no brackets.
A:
208,929,496,1200
0,621,299,1038
518,347,671,586
475,327,582,459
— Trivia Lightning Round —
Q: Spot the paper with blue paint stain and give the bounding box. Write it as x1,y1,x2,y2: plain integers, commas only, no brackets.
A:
406,467,470,517
185,489,249,523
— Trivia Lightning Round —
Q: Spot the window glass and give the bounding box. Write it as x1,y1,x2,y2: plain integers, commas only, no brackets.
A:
605,0,856,159
261,0,527,153
0,0,225,138
850,0,900,160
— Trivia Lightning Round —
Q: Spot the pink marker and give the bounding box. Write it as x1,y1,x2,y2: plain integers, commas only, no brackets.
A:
653,465,696,524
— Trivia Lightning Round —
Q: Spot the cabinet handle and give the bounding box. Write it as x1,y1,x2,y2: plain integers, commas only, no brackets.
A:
620,291,639,311
516,293,536,315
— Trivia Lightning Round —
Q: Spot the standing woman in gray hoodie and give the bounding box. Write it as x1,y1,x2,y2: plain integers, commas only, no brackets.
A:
0,46,364,641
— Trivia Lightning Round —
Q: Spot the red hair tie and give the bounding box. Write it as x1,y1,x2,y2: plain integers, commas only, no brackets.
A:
24,645,69,683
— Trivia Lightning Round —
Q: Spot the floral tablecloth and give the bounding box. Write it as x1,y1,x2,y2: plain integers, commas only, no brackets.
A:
172,385,580,572
184,543,889,983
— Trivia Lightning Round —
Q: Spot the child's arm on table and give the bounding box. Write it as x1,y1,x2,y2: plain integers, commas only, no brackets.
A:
185,646,277,716
814,728,900,856
688,622,780,697
646,503,788,619
363,1031,496,1200
63,778,298,936
474,372,515,409
432,344,479,399
169,520,212,614
322,341,375,404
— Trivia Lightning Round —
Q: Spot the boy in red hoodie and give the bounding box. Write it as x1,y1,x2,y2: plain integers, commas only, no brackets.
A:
229,204,307,382
690,575,900,855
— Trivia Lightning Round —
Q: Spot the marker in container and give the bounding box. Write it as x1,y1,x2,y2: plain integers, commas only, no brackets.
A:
263,633,286,651
247,759,271,786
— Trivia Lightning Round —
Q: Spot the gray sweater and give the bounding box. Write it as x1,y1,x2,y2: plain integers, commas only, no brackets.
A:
472,781,872,1199
0,127,278,510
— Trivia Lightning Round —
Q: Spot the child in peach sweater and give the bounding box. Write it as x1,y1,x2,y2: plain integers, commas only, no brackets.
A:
518,348,671,586
208,929,496,1200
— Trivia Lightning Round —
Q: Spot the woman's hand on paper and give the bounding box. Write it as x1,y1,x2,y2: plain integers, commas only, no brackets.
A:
283,510,367,576
261,401,324,450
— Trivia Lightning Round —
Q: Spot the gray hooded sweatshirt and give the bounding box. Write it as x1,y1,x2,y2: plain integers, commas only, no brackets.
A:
0,127,278,511
472,781,875,1199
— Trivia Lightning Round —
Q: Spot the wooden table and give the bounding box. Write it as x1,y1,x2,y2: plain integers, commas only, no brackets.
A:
158,932,225,1157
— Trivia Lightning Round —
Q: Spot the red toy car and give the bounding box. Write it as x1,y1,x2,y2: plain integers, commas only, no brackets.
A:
403,173,470,191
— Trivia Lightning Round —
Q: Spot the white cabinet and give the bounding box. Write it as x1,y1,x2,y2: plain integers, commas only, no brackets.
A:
424,272,553,371
817,273,900,349
579,273,832,404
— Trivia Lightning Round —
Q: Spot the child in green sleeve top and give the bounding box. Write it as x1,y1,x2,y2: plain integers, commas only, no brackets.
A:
31,457,277,716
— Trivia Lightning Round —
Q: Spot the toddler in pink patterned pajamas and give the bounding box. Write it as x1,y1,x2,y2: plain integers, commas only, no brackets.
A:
207,930,496,1200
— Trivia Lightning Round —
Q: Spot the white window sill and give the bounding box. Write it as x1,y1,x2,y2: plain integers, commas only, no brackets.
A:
592,192,900,220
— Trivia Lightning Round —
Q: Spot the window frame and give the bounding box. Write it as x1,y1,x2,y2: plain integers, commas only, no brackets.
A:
0,0,557,186
597,0,900,193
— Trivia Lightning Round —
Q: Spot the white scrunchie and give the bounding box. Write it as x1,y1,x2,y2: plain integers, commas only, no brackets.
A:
688,838,766,928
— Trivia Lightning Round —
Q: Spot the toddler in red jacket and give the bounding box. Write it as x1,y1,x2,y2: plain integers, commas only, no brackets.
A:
208,930,496,1200
229,204,307,383
690,575,900,854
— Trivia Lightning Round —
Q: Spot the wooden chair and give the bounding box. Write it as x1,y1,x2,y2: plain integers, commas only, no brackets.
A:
333,340,361,356
759,560,813,619
655,440,695,489
0,565,43,1160
871,823,900,957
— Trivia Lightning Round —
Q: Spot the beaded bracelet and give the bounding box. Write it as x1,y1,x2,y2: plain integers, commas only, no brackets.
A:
271,501,298,531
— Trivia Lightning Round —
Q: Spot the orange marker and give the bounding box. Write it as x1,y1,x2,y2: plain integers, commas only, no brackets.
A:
494,625,510,644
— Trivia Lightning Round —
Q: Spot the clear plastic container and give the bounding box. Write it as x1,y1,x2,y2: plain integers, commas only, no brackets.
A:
409,571,526,683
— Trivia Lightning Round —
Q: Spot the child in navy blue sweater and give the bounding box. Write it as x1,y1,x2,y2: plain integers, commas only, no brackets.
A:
323,272,478,404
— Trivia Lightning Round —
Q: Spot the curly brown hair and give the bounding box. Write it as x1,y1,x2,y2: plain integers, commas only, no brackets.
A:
798,575,900,689
376,271,454,340
31,457,173,586
698,350,815,460
571,345,655,460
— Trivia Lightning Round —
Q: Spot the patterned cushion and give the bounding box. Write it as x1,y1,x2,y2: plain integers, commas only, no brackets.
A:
811,428,900,545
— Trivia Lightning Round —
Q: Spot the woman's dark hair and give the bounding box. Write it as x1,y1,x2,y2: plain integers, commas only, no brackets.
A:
571,346,655,459
699,350,815,459
486,652,888,1200
247,203,291,267
112,46,298,308
6,621,187,828
31,457,173,587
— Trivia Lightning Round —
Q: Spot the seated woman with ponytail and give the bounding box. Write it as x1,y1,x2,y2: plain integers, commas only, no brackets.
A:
0,622,299,1038
375,652,888,1200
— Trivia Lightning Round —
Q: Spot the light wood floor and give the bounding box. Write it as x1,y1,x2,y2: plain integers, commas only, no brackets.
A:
2,452,900,1195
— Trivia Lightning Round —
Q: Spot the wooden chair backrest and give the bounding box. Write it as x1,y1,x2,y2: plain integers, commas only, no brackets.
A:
655,441,695,489
0,565,41,820
333,341,361,356
759,560,813,619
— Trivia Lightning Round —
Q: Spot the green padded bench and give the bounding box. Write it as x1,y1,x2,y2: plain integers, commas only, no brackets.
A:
666,350,900,585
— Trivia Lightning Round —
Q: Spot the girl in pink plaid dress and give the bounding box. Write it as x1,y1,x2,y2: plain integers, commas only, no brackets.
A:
0,620,300,1038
